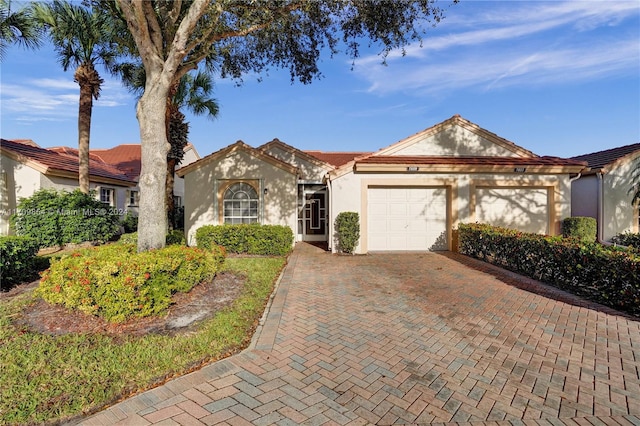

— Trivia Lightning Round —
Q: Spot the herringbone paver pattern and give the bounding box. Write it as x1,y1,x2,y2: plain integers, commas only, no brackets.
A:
77,243,640,425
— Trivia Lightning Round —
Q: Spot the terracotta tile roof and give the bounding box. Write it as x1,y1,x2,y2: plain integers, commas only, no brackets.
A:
356,155,587,167
570,143,640,170
91,144,142,180
1,139,135,185
304,151,372,167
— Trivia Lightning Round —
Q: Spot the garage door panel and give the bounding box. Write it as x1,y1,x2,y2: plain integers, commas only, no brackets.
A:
476,188,548,234
368,187,447,251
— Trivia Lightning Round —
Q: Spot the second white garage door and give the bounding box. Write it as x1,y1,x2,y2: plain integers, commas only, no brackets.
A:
368,187,447,251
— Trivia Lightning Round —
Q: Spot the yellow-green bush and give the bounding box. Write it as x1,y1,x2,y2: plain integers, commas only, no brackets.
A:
38,244,226,323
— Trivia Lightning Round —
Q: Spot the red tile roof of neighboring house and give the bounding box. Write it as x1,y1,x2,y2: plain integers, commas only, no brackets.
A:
91,144,142,180
1,139,135,186
570,143,640,171
304,151,371,167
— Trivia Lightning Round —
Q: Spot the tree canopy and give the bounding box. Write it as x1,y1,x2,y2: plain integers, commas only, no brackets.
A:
107,0,455,251
0,0,42,61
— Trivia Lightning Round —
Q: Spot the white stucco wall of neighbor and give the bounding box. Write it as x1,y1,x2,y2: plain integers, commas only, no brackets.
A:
183,149,298,245
602,157,639,241
0,156,41,235
329,171,572,254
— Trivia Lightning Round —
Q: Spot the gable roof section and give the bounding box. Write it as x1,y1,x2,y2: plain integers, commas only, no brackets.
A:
373,114,537,158
176,140,299,177
354,155,587,174
1,139,135,186
570,143,640,173
259,138,334,169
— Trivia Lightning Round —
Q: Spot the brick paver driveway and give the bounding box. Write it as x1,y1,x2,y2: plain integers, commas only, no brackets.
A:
80,243,640,425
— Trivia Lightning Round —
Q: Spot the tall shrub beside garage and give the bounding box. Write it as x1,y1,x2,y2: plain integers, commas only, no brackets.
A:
335,212,360,254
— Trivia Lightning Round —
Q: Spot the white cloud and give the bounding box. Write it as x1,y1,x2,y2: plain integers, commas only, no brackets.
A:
352,0,640,95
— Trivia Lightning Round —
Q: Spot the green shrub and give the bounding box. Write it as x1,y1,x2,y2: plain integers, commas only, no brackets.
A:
121,211,138,233
0,236,39,290
195,224,293,255
334,212,360,254
38,244,226,323
166,230,186,245
11,189,120,248
612,232,640,249
118,230,186,246
562,217,597,242
458,223,640,317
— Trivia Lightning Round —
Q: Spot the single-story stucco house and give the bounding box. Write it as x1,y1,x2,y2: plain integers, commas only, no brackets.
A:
571,143,640,242
178,115,587,253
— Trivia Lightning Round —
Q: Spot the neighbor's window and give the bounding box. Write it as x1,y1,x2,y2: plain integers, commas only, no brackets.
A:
128,190,139,206
100,187,115,206
173,195,182,207
223,182,259,224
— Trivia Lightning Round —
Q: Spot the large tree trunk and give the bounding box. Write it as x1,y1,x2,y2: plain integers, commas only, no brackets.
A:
136,77,171,252
76,68,94,194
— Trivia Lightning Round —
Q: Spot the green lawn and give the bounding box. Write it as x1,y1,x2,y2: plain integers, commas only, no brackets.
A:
0,256,286,425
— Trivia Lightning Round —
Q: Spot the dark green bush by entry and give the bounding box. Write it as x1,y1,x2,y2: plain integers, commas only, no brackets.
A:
195,224,293,256
334,212,360,254
38,243,226,323
11,189,120,248
612,232,640,249
0,236,39,290
562,217,597,242
458,223,640,317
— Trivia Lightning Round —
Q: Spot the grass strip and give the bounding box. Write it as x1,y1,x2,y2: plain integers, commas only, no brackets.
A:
0,256,285,425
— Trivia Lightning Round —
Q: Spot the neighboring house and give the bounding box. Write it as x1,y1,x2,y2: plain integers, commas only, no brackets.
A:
0,139,201,236
178,115,586,253
571,143,640,242
0,139,136,235
91,143,201,214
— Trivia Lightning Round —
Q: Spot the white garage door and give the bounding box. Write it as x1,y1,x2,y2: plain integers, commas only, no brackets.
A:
368,187,447,251
475,187,548,234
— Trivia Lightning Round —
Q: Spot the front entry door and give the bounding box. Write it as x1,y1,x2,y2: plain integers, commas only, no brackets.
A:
302,191,327,241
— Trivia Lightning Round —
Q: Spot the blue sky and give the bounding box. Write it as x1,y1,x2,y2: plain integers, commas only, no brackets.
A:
1,0,639,159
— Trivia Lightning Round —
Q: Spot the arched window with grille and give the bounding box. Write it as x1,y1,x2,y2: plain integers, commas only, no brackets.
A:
223,182,259,224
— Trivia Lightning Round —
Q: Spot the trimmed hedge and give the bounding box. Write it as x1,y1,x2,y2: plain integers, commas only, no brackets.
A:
562,217,597,242
0,236,39,290
118,230,186,246
334,212,360,254
38,244,226,323
195,224,293,256
458,223,640,317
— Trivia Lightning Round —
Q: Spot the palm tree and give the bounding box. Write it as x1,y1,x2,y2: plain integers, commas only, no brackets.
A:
33,0,114,193
167,72,219,228
0,0,42,61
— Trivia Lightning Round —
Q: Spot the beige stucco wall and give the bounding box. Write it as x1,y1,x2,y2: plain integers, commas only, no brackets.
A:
183,149,298,245
391,126,521,157
329,170,572,253
262,145,331,182
602,156,639,240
